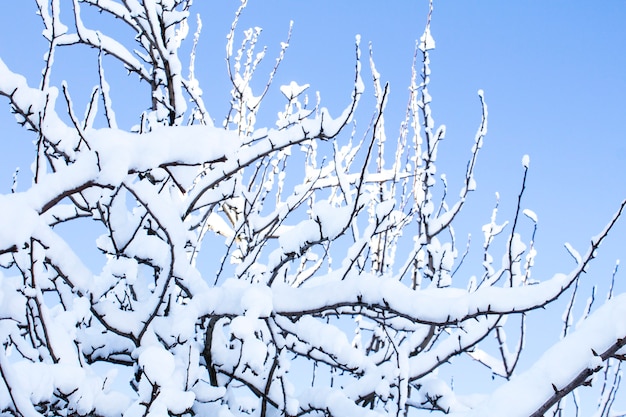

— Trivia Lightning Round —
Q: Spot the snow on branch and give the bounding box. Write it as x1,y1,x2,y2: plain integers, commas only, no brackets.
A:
451,293,626,417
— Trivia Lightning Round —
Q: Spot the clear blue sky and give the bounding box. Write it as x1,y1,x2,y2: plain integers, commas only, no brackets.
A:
1,1,626,413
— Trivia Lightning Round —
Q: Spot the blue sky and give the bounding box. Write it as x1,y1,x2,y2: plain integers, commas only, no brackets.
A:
1,0,626,413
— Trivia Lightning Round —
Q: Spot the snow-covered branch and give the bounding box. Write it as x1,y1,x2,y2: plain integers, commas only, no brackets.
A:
0,1,624,416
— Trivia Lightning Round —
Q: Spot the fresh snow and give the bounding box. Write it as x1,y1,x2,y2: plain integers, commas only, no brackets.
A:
0,1,624,416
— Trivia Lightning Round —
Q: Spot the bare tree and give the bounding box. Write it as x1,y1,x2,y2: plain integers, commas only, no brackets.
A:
0,1,624,416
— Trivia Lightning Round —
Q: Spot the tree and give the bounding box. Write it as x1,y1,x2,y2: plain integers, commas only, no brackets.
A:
0,1,625,416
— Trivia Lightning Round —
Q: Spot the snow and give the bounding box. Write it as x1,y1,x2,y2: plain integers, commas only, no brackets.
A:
278,218,319,255
271,272,576,328
451,293,626,417
88,126,241,184
375,199,395,220
279,315,368,372
419,27,436,52
0,57,47,124
1,2,625,416
312,200,352,239
280,81,310,99
0,194,40,251
564,242,582,264
139,346,176,386
522,208,538,223
300,387,382,417
240,284,273,318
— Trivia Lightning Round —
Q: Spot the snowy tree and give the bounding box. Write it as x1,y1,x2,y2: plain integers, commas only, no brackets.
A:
0,1,625,416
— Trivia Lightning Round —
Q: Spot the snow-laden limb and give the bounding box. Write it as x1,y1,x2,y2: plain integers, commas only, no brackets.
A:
0,58,82,160
450,293,626,417
271,272,562,324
